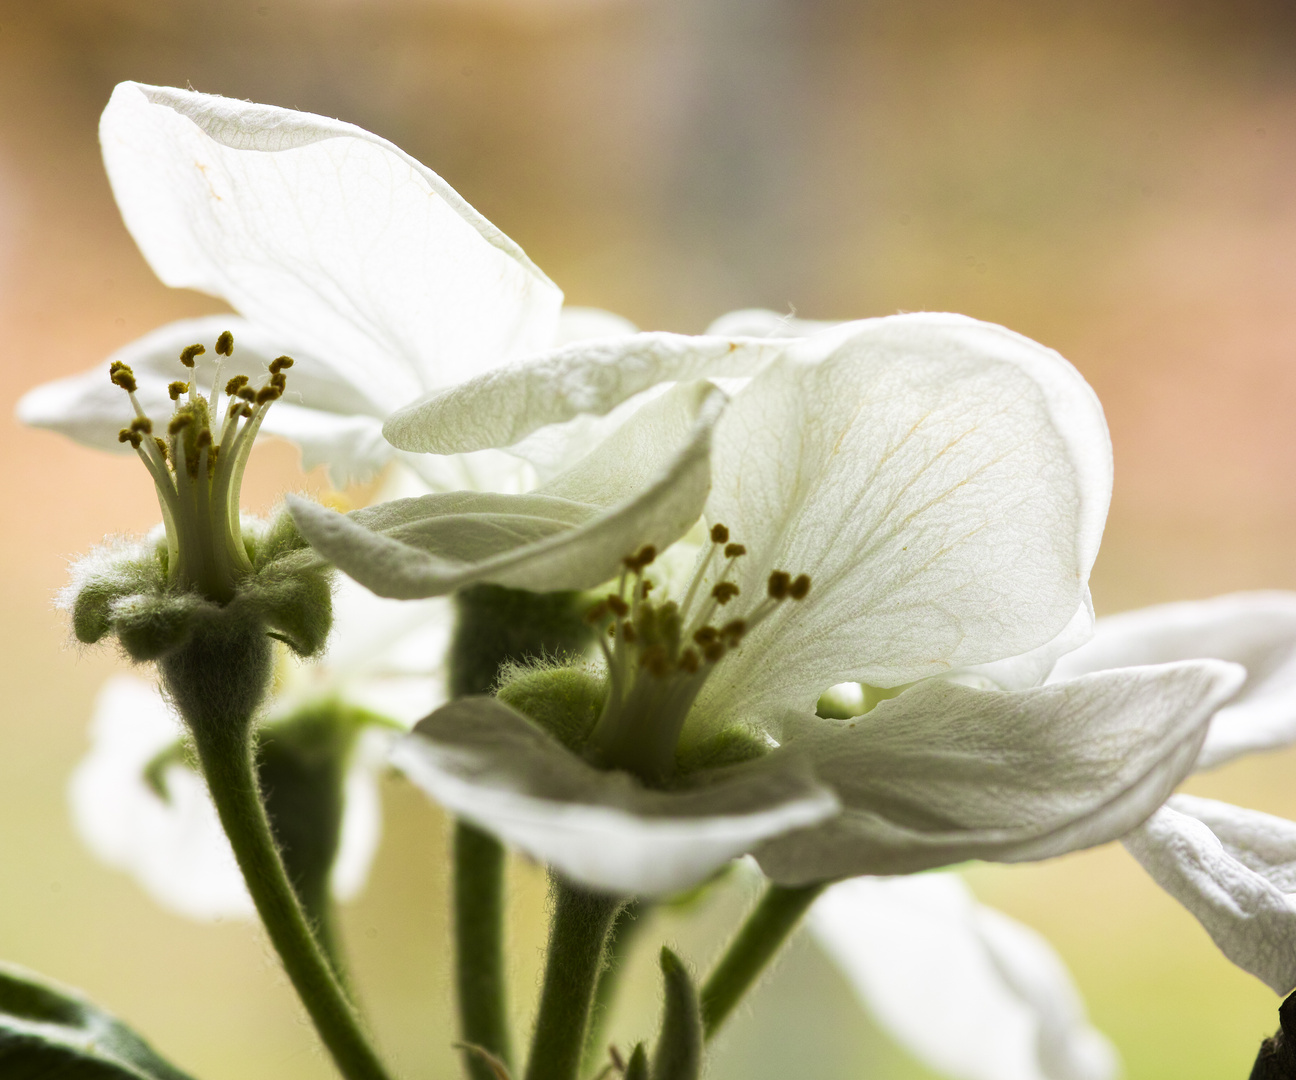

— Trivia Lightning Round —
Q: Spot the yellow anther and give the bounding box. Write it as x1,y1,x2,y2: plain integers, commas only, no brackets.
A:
585,600,610,624
621,621,638,645
237,387,256,402
225,375,249,396
720,618,746,644
254,385,279,405
724,543,746,558
215,331,234,356
607,595,630,618
703,641,725,664
269,355,295,374
129,417,153,435
768,570,792,600
117,428,137,446
679,648,700,674
108,362,137,393
179,344,205,367
640,579,654,596
789,574,811,601
710,523,729,544
154,437,168,460
168,414,191,435
639,644,670,677
693,626,719,646
711,582,740,605
195,429,213,449
270,372,287,391
168,380,188,401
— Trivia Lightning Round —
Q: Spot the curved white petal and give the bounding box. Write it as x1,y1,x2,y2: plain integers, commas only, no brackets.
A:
101,82,561,413
69,676,254,920
1124,795,1296,994
382,332,791,454
969,593,1097,691
704,308,841,338
390,696,838,896
755,661,1243,885
810,875,1117,1080
290,381,726,598
1050,592,1296,771
694,313,1113,727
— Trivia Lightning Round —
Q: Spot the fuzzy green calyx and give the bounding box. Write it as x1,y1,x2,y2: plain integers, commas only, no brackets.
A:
497,664,606,754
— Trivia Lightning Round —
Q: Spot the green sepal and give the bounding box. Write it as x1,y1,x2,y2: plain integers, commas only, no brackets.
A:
68,551,165,646
674,727,766,775
250,508,313,569
243,564,334,658
650,948,703,1080
112,593,206,662
0,961,197,1079
624,1043,649,1080
496,664,606,754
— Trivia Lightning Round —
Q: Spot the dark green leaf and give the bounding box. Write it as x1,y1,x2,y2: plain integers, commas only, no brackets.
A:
0,961,197,1079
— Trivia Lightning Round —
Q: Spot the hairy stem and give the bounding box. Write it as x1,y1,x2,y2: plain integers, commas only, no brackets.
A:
193,717,395,1080
699,883,825,1040
524,879,623,1080
454,822,513,1080
582,900,648,1073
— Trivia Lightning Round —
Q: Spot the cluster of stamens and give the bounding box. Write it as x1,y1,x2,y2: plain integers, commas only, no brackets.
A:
584,523,811,781
586,523,811,684
109,330,295,601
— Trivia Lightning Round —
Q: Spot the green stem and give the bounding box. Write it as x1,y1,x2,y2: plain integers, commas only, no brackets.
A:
524,879,623,1080
192,718,395,1080
454,822,513,1080
582,900,647,1074
699,883,825,1041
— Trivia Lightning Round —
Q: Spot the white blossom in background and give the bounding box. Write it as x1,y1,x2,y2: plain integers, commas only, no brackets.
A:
1050,593,1296,995
810,874,1118,1080
290,312,1243,897
69,578,449,920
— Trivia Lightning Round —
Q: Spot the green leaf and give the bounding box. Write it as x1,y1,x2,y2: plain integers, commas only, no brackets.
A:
650,948,702,1080
624,1043,649,1080
0,961,197,1078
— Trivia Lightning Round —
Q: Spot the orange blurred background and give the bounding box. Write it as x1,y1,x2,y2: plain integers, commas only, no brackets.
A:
3,2,1296,1077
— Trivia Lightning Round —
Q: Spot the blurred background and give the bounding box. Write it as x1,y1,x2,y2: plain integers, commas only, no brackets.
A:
3,1,1296,1077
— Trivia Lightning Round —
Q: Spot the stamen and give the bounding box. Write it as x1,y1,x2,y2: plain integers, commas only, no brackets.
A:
168,381,188,401
268,355,294,374
789,574,811,601
710,523,730,544
254,385,278,405
768,570,792,600
154,438,168,460
225,375,249,397
179,344,205,368
129,417,153,435
693,626,719,646
724,543,746,558
109,362,137,393
168,414,191,435
679,648,700,674
711,582,740,605
117,428,141,448
237,387,256,403
720,618,746,644
585,600,610,624
607,595,630,618
215,331,234,356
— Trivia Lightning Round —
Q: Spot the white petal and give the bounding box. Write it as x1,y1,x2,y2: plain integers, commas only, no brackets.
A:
695,313,1112,728
755,661,1243,885
969,593,1097,691
704,308,841,338
101,82,561,413
290,381,726,598
810,875,1117,1080
69,676,254,920
391,697,838,896
1124,795,1296,994
1050,592,1296,770
382,332,792,454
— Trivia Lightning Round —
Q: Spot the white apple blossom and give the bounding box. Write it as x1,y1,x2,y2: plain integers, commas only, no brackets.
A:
809,874,1117,1080
1048,593,1296,994
290,312,1243,897
70,577,448,920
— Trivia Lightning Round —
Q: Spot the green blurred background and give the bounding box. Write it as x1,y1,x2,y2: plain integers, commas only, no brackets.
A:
3,1,1296,1076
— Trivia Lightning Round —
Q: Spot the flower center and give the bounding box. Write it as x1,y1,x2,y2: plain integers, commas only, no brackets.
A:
110,331,293,604
585,523,810,785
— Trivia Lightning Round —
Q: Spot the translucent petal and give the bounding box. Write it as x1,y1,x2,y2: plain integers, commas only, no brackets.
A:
101,82,562,413
755,661,1243,884
1050,592,1296,771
